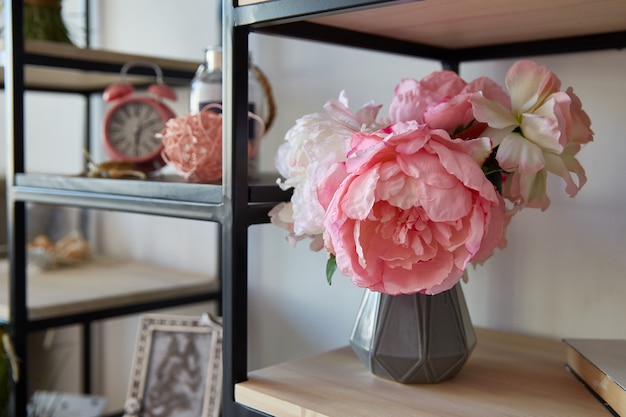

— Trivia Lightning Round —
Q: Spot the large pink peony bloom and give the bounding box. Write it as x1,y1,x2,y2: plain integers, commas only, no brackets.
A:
470,60,593,210
320,121,504,295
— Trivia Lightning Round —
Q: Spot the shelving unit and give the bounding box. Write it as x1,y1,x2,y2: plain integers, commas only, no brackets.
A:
220,1,626,416
1,2,284,414
3,0,626,416
0,18,223,416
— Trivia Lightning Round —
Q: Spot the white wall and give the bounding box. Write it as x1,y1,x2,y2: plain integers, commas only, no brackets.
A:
5,0,626,412
461,53,626,338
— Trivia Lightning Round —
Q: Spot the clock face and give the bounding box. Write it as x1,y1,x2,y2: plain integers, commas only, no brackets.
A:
105,100,166,160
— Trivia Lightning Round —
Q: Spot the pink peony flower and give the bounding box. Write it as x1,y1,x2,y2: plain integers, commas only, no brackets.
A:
470,60,593,210
320,121,504,295
271,60,592,295
390,71,509,140
389,71,467,123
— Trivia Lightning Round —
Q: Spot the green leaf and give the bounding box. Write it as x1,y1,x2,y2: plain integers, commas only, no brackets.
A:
326,255,337,286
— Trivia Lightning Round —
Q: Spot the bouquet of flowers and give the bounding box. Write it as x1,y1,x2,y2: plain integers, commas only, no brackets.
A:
270,60,593,296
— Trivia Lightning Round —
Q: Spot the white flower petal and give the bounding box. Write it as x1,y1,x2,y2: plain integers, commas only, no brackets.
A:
520,114,563,154
496,133,545,174
470,92,517,129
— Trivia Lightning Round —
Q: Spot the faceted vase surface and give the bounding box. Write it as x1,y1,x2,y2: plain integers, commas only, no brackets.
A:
349,284,476,384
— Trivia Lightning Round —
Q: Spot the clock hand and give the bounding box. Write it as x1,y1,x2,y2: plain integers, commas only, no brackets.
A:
133,125,142,156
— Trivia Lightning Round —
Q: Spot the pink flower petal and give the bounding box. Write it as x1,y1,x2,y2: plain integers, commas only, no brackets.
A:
340,168,379,220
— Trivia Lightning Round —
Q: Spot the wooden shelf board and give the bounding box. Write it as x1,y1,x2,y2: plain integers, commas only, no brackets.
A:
0,66,156,92
0,40,199,91
22,40,199,72
309,0,626,49
0,257,218,321
235,328,610,417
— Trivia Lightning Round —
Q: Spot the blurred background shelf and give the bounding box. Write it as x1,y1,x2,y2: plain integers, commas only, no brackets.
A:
0,40,199,92
0,256,219,329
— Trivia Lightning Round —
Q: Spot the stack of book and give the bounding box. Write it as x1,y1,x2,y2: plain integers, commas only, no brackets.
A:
564,338,626,416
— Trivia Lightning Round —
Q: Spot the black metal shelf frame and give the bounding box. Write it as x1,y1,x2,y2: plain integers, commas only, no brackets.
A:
235,0,626,60
220,1,626,416
13,186,224,221
13,172,292,204
26,289,222,332
257,22,626,70
6,1,30,412
1,0,260,413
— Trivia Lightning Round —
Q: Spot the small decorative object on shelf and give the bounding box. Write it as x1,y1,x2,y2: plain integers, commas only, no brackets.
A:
564,338,626,416
23,0,74,44
102,61,177,173
82,150,147,180
189,46,223,114
160,104,264,182
27,230,91,270
189,46,276,177
270,60,593,383
189,46,275,130
27,391,107,417
123,313,223,417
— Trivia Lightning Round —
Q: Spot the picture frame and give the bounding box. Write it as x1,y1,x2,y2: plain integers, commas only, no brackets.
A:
123,313,222,417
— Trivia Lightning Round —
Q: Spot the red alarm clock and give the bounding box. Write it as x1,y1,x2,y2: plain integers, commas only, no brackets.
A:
102,61,177,172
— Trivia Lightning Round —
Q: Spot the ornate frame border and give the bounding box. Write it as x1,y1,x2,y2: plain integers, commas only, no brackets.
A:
123,313,222,417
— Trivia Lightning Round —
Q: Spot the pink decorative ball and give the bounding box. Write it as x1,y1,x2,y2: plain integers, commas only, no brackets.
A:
161,108,263,181
161,111,225,181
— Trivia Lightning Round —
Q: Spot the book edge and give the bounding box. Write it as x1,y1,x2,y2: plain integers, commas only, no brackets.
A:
565,343,626,416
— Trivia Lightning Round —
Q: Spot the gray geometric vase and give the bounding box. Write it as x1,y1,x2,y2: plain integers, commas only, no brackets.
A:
349,284,476,383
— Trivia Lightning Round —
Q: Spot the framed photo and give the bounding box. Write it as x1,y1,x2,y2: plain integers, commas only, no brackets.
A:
123,314,222,417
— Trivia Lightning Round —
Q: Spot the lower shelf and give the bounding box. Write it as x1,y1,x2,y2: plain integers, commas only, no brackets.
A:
0,256,219,326
235,328,611,417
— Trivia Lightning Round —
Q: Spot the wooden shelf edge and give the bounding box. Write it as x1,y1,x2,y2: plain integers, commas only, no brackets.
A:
0,40,199,73
235,328,610,417
0,256,218,322
0,40,199,91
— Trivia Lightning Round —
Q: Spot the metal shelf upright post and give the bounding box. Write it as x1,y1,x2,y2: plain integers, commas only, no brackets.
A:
5,0,29,414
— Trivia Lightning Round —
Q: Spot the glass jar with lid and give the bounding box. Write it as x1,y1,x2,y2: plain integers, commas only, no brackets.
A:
190,46,269,177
